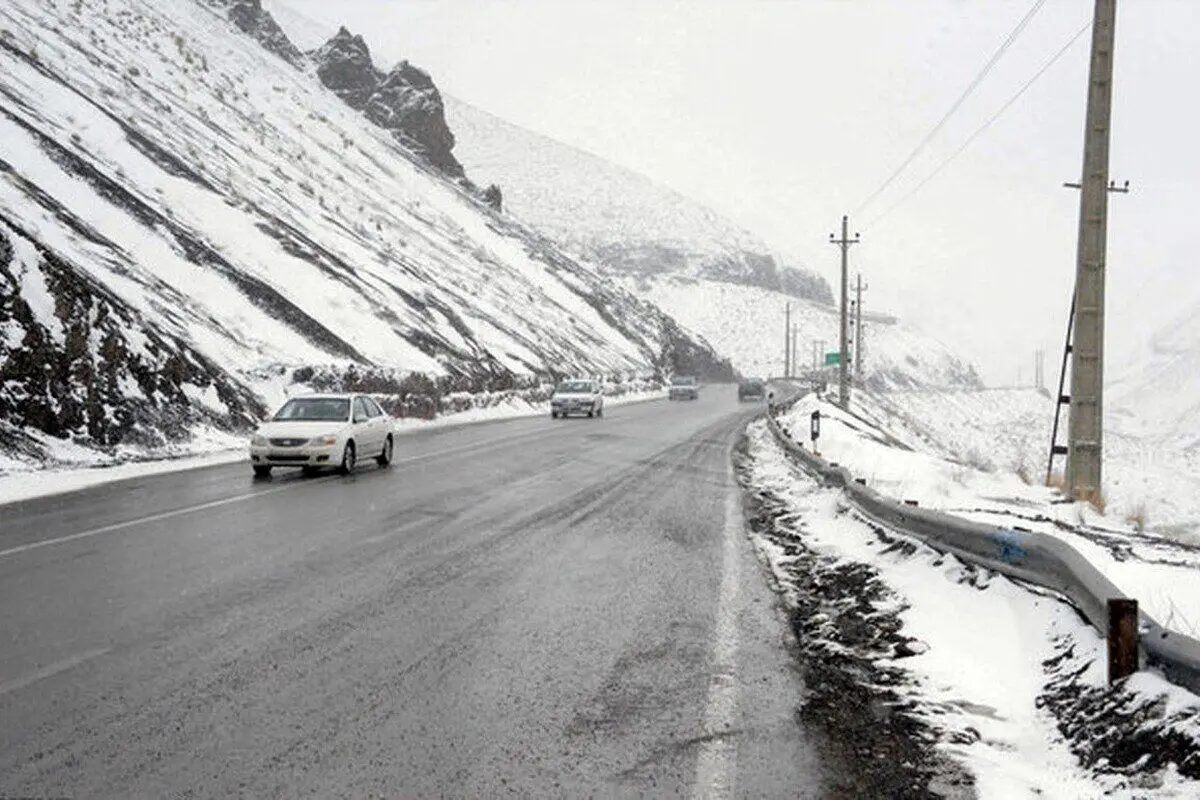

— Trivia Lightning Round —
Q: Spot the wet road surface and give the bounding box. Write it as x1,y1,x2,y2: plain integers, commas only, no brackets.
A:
0,388,824,797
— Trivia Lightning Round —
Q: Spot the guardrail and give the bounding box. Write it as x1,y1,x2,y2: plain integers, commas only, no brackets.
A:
764,403,1200,696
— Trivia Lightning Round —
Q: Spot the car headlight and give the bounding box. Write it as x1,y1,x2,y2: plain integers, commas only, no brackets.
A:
309,435,339,446
251,435,267,446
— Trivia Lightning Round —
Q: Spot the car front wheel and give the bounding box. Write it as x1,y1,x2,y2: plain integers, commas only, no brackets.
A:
376,435,393,467
339,441,356,475
253,465,272,479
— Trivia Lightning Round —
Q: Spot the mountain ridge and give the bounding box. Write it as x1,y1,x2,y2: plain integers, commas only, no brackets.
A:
444,95,834,305
0,0,732,468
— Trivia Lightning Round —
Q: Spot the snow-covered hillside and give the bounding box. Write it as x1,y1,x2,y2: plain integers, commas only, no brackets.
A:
441,95,979,391
1109,298,1200,449
444,97,832,305
628,276,983,390
852,385,1200,545
0,0,731,466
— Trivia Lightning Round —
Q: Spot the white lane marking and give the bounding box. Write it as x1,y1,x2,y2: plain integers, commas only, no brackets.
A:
0,647,111,697
0,426,570,562
692,485,743,799
0,481,313,560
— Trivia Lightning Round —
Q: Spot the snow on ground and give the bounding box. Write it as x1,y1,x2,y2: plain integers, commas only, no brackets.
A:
775,389,1200,643
626,276,982,390
743,420,1200,797
0,390,665,505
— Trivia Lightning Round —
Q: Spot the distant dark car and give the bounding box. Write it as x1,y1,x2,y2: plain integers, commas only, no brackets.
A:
738,378,766,401
669,375,699,401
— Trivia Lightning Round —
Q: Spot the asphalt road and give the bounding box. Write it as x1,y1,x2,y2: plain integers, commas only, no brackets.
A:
0,387,824,798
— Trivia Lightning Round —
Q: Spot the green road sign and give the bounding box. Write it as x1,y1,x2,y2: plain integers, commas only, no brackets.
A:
824,352,841,366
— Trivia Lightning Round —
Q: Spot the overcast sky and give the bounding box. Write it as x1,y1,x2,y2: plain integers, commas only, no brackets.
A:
270,0,1200,385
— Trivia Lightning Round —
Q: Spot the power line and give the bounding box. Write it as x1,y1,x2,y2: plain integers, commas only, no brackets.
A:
852,0,1049,217
863,19,1092,232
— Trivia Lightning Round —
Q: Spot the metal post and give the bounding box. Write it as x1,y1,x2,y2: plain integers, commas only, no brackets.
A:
1046,292,1076,486
1066,0,1118,500
1107,597,1139,684
829,216,860,411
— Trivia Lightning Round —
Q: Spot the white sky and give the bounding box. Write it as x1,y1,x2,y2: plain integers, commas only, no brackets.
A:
271,0,1200,386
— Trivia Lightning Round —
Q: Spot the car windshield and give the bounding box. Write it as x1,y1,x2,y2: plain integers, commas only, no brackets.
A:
556,381,593,393
272,398,351,422
672,376,697,386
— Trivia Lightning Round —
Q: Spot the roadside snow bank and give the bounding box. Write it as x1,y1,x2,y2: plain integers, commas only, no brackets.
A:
776,391,1200,642
741,421,1200,796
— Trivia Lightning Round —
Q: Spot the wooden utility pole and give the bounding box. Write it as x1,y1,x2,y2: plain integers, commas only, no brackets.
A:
1066,0,1118,500
829,216,860,410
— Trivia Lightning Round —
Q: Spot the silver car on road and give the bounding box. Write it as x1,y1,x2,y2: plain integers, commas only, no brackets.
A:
249,393,395,477
551,379,605,419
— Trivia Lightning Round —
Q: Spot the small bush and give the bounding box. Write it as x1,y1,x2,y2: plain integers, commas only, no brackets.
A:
1012,456,1033,486
962,447,995,473
1076,486,1107,515
1124,502,1148,533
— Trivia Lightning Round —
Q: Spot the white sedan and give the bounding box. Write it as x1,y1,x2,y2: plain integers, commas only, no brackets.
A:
249,393,395,478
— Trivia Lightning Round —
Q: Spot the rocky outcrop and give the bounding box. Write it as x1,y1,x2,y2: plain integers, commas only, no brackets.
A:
598,242,833,305
207,0,304,67
312,27,381,111
781,265,834,305
0,218,264,458
313,28,464,178
365,61,461,177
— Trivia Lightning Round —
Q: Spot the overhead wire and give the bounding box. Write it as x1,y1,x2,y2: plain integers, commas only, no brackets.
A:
862,19,1092,232
851,0,1050,217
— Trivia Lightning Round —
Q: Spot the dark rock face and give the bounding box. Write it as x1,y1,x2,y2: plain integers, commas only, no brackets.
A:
365,61,462,177
313,27,382,111
597,241,833,305
314,29,464,177
781,265,834,305
0,218,265,457
218,0,304,67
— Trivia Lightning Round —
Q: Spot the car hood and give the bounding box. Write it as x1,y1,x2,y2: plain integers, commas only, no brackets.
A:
553,392,597,399
255,420,349,438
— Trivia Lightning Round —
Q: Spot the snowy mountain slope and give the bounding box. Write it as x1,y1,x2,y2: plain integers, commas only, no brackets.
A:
627,276,983,389
1108,299,1200,449
443,96,833,305
0,0,730,466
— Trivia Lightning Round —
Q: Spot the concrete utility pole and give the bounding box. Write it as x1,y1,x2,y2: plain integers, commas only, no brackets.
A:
829,215,860,410
854,273,868,379
1065,0,1118,500
790,325,799,377
783,302,791,379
